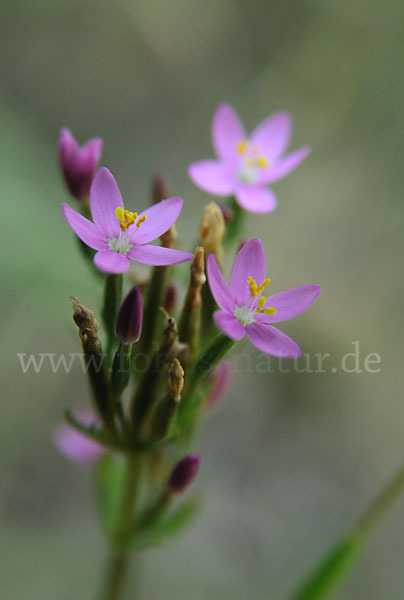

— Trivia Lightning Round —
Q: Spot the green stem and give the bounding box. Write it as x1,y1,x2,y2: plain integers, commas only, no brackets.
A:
179,333,234,424
136,266,168,359
100,456,142,600
223,197,245,247
355,461,404,538
100,552,129,600
291,460,404,600
102,275,123,363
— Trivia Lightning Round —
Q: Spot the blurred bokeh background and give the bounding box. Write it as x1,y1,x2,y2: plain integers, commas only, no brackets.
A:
1,0,404,598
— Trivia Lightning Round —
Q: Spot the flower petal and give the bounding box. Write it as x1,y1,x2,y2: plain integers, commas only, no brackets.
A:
212,103,245,161
262,146,311,184
94,250,130,274
90,167,123,239
130,197,184,245
188,160,235,196
250,111,291,160
128,245,193,266
213,311,245,340
206,254,235,312
245,323,301,357
230,238,266,305
260,284,321,323
62,204,107,250
234,185,277,214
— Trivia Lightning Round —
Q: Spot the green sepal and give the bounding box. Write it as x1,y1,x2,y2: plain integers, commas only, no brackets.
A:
125,497,201,551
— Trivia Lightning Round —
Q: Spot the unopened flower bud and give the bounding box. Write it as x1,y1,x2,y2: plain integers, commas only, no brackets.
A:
152,174,169,204
167,455,201,495
199,202,225,264
167,358,184,402
219,203,234,224
204,361,232,410
59,128,103,201
115,286,143,344
163,284,178,313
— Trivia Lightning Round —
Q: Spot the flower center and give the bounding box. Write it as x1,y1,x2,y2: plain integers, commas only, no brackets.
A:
234,275,277,324
108,231,132,254
235,139,270,185
115,207,147,231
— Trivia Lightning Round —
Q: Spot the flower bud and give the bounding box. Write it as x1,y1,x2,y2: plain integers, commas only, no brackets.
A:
199,202,225,264
59,128,103,201
151,174,169,204
204,360,232,410
163,284,178,313
167,358,184,402
219,203,234,224
115,286,143,344
167,455,201,495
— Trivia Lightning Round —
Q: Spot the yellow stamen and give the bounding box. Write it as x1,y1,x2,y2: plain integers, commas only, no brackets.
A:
136,215,147,228
260,306,277,316
257,156,269,169
257,297,266,309
115,207,138,231
248,276,271,297
236,139,248,154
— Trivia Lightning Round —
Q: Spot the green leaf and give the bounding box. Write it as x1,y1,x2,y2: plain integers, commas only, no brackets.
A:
95,454,128,536
126,497,201,551
290,535,362,600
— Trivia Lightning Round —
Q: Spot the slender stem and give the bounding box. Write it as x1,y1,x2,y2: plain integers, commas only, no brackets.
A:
99,456,142,600
355,461,404,539
102,274,123,363
100,552,129,600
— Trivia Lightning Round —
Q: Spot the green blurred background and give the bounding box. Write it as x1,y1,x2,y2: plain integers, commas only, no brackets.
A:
1,0,404,598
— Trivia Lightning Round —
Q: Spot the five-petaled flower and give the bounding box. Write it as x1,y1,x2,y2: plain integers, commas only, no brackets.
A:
62,167,194,274
189,104,310,214
59,128,103,201
207,238,320,357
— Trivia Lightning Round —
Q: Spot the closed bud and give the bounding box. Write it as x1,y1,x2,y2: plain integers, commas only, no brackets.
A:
204,361,232,410
163,284,178,313
115,286,143,344
199,202,225,264
167,454,201,495
59,128,103,201
152,174,169,204
167,358,184,402
219,203,234,224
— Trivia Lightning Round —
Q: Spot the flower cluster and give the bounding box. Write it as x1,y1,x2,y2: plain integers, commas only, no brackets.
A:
56,104,320,568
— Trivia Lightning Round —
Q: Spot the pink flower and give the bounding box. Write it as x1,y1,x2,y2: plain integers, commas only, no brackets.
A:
59,128,103,201
52,411,104,467
62,167,194,274
207,238,320,357
189,104,310,214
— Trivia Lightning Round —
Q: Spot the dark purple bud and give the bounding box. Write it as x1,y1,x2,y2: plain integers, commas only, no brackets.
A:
115,286,143,344
219,203,234,224
163,284,178,313
167,454,201,495
59,128,103,201
151,174,169,204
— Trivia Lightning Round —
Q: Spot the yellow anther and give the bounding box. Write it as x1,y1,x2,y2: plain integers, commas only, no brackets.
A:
136,215,147,228
257,156,269,169
248,276,271,297
257,297,266,309
115,207,138,231
260,306,277,316
236,139,248,154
